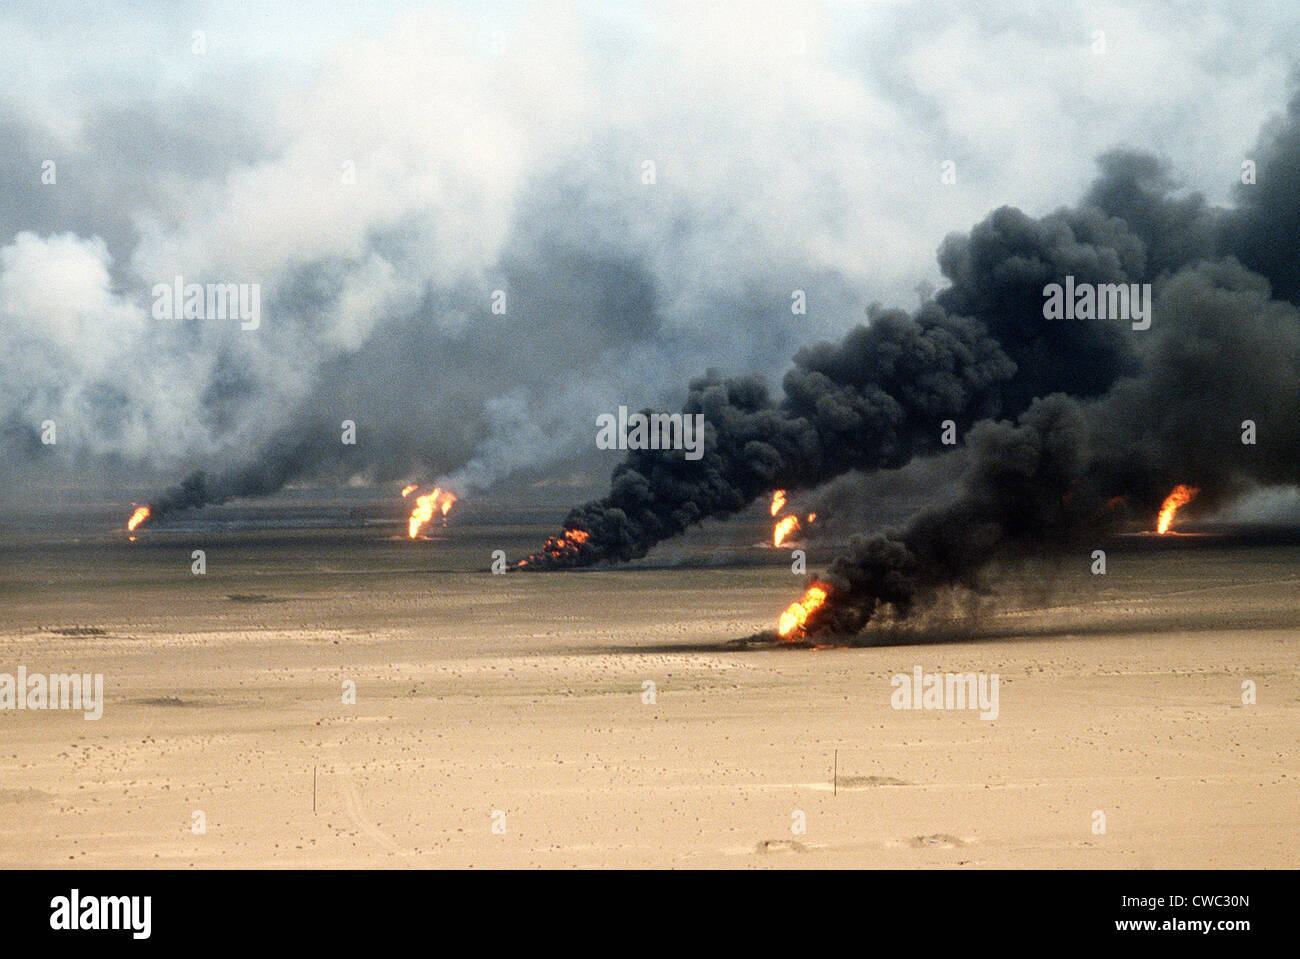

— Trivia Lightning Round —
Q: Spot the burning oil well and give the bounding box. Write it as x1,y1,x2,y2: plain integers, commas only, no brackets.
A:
522,94,1300,644
115,88,1300,645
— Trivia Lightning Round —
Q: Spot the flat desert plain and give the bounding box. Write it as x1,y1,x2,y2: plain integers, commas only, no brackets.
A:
0,505,1296,868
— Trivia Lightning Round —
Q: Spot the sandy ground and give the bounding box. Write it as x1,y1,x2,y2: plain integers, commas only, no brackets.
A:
0,510,1296,868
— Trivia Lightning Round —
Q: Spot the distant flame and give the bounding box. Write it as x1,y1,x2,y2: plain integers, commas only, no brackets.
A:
127,506,151,533
400,484,418,498
408,487,457,538
773,515,801,547
518,528,590,566
770,490,787,516
778,584,829,639
1156,485,1198,534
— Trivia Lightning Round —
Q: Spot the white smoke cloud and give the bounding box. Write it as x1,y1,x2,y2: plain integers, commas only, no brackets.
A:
0,233,150,457
1,0,1296,500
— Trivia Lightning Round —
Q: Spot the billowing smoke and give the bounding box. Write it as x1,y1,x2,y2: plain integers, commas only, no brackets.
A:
7,2,1296,527
802,395,1098,636
524,89,1300,642
802,258,1300,637
142,421,338,520
522,306,1014,566
518,153,1189,568
1,5,939,509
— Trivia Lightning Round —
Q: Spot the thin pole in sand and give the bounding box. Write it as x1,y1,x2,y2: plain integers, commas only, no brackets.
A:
833,750,837,796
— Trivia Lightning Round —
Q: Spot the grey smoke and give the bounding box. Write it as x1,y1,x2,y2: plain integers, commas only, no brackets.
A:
4,2,1296,521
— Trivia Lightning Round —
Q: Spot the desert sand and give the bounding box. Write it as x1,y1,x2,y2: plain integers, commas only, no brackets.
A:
0,504,1295,868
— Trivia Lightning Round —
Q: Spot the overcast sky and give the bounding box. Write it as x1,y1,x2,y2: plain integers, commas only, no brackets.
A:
2,0,1296,500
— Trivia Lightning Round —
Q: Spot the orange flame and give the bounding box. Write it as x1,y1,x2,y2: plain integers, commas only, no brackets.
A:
518,528,590,566
1156,484,1198,534
773,515,801,547
400,484,418,498
770,490,787,516
408,487,457,538
778,584,829,639
127,506,151,533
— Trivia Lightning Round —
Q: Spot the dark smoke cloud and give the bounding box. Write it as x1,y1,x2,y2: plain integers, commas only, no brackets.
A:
802,257,1300,638
795,453,970,543
146,422,337,519
804,394,1097,636
520,306,1018,566
526,88,1300,645
1224,92,1300,304
521,176,1164,567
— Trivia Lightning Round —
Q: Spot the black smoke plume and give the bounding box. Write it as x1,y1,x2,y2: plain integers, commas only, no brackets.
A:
524,91,1300,626
800,258,1300,638
520,172,1167,568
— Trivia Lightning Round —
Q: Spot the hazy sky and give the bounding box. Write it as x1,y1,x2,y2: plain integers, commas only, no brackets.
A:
2,0,1296,499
